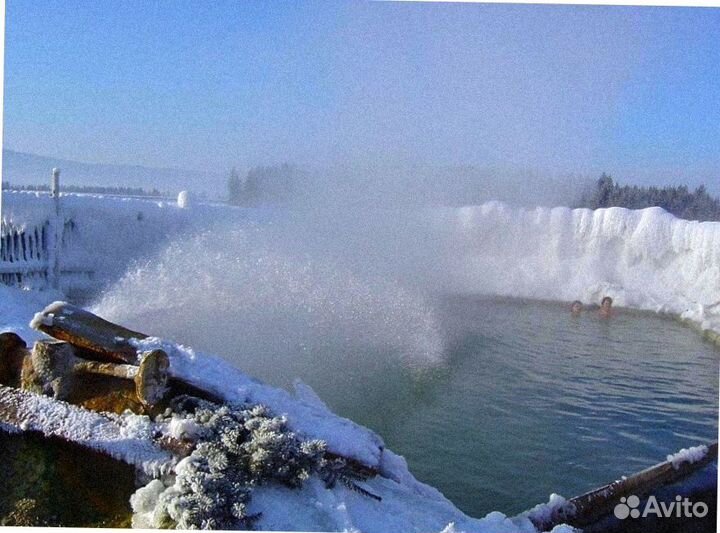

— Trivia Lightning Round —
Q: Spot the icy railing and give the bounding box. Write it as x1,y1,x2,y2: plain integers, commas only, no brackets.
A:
0,219,52,286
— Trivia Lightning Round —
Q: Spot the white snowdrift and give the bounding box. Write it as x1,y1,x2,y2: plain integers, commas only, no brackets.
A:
434,202,720,335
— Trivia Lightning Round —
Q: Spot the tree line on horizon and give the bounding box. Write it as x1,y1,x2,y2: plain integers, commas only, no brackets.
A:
224,165,720,222
577,174,720,221
226,164,294,207
3,182,165,197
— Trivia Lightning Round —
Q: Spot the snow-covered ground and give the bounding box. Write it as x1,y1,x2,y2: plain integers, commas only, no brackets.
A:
2,191,719,532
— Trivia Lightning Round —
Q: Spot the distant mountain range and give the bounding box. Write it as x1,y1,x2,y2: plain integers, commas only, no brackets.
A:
1,150,225,198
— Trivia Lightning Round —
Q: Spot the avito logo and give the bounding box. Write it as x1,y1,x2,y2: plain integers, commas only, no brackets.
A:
614,494,708,520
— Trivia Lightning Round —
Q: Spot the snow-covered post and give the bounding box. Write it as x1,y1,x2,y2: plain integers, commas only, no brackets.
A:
177,190,190,208
48,168,62,289
0,0,5,258
51,167,60,199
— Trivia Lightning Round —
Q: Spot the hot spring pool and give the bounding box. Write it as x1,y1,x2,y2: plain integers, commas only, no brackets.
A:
241,296,718,518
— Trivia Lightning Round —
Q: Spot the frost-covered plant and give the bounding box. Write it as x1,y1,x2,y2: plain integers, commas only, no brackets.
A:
132,397,327,530
241,405,326,486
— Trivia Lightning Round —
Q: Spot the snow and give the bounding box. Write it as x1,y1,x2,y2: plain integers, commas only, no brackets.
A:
130,478,167,528
667,444,709,470
0,284,62,341
166,416,203,441
522,494,576,530
292,379,333,413
29,309,55,329
247,477,577,533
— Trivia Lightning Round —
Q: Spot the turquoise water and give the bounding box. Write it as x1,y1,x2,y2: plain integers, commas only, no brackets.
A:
281,297,719,518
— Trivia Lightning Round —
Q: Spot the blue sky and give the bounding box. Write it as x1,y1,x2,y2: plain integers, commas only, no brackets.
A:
4,1,720,191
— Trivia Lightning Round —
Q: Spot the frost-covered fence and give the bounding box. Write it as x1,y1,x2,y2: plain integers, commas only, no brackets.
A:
0,168,94,291
0,219,52,286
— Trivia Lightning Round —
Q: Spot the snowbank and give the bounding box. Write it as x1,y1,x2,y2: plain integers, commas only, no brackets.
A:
434,202,720,336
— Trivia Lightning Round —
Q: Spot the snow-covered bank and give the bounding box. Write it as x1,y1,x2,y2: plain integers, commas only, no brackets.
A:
435,202,720,337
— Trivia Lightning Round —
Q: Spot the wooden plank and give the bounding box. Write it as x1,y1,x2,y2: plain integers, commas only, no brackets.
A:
532,441,718,530
0,384,173,475
31,301,147,364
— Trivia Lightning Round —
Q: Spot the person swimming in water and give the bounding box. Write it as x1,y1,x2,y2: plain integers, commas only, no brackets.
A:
570,300,583,316
598,296,613,318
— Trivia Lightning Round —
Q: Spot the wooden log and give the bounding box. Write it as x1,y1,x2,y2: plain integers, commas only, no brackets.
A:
0,332,27,355
31,301,147,364
28,341,77,399
532,441,718,530
27,340,168,408
0,332,29,387
135,349,170,406
30,303,226,406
